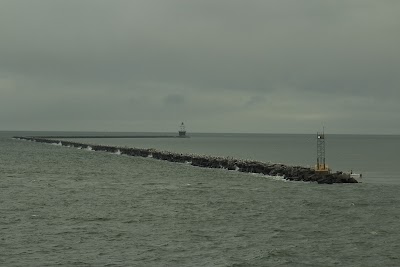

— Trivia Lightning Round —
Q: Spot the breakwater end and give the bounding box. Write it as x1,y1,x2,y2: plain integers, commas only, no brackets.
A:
14,136,358,184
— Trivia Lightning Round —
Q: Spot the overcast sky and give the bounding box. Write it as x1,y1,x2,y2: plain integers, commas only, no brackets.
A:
1,0,399,134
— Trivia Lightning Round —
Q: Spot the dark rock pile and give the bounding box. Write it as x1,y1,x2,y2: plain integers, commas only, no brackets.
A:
14,136,358,184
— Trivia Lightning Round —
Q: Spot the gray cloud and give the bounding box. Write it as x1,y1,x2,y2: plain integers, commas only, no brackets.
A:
164,94,185,106
1,0,399,133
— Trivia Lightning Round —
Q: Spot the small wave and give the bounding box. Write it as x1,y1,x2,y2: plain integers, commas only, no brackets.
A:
248,172,286,181
114,149,121,155
86,146,93,151
270,175,286,181
52,142,62,146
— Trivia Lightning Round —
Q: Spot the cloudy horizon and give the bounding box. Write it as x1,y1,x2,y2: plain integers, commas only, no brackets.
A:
1,0,399,134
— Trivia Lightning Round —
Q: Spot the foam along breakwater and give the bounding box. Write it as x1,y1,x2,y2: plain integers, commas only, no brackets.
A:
14,136,358,184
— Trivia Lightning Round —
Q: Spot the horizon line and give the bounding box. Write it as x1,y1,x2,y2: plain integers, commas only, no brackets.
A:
1,130,399,136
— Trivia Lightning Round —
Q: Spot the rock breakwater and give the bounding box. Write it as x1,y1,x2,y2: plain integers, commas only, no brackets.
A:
14,136,358,184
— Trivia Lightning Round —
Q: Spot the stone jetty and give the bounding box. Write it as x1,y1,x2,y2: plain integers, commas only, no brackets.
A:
14,136,358,184
29,135,187,139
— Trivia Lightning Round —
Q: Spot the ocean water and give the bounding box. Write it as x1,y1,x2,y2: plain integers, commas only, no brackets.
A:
1,131,400,266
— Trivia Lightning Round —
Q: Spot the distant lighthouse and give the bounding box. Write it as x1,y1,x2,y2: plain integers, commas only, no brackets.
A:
178,122,186,137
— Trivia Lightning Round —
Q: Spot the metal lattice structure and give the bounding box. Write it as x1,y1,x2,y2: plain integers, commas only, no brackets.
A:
316,128,329,173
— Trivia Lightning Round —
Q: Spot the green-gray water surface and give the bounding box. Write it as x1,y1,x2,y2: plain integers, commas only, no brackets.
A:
1,132,400,266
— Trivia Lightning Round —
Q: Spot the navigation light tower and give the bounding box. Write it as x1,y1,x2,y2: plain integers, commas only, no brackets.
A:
315,128,330,174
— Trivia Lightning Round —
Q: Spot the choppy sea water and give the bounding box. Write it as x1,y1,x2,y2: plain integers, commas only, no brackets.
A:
1,132,400,266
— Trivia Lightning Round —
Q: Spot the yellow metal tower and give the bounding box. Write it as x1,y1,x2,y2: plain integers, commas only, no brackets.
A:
315,128,330,174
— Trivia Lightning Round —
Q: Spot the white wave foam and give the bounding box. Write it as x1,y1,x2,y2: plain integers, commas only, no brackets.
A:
250,172,286,182
86,146,93,151
52,142,62,146
114,149,121,155
270,175,286,181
